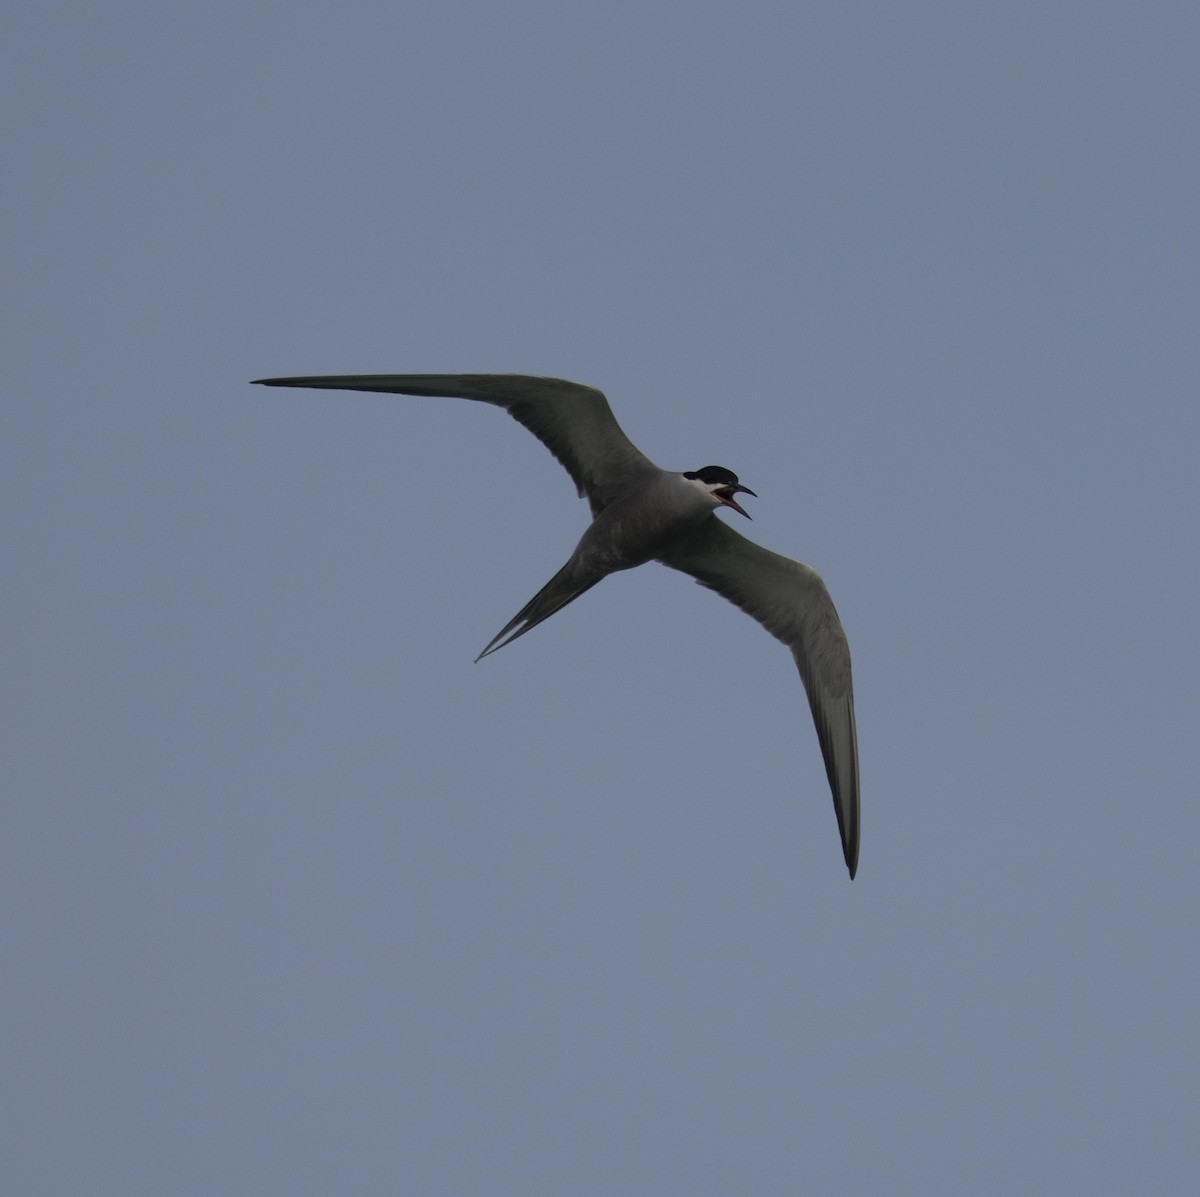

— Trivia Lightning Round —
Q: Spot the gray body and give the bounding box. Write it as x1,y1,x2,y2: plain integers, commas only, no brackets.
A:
252,373,861,878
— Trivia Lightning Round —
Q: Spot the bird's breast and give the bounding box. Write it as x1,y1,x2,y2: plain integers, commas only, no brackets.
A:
577,474,714,572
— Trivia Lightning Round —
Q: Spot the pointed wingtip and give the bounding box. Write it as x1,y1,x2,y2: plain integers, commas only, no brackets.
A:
844,829,859,879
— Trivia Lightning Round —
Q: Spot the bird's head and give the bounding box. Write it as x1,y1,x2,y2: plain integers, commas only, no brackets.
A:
683,466,757,519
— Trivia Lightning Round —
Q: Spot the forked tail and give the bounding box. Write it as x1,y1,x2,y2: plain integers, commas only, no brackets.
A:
476,561,602,661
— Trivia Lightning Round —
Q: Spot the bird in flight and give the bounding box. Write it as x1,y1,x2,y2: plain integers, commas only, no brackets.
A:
252,374,860,877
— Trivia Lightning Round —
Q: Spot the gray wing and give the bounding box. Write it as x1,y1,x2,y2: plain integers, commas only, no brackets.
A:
252,374,657,513
657,518,860,878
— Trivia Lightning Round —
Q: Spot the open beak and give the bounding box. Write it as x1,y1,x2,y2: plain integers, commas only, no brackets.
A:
717,483,756,519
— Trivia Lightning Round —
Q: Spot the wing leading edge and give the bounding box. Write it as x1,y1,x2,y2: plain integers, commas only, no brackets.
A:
252,373,657,513
658,518,860,877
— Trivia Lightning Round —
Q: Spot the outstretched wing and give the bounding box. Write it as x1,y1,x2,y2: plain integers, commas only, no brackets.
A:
252,374,658,513
658,518,860,878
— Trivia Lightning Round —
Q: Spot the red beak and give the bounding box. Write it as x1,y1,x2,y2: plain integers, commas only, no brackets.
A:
717,483,756,519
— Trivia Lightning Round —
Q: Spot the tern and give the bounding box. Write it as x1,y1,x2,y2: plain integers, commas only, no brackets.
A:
253,373,860,877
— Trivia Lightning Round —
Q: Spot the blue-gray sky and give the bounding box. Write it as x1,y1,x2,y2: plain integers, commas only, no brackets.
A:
5,2,1198,1193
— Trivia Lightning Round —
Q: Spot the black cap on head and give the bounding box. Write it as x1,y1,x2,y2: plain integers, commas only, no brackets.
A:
683,466,741,486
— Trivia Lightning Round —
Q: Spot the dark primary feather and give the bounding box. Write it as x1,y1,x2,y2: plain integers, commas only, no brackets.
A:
658,518,860,878
252,374,657,514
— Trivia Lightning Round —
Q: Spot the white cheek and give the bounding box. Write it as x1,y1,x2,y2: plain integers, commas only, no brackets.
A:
683,476,720,501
